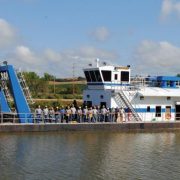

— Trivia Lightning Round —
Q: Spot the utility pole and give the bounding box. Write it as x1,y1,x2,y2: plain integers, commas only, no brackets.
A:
72,63,75,96
53,76,55,94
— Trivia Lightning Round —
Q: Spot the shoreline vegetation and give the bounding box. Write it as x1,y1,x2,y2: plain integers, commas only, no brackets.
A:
21,71,86,108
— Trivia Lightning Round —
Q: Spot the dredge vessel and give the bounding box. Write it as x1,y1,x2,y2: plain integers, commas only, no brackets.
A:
83,59,180,122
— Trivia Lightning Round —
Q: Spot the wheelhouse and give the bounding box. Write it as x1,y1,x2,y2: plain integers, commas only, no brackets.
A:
83,65,131,90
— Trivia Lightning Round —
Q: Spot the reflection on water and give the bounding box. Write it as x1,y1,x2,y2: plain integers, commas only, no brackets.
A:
0,131,180,180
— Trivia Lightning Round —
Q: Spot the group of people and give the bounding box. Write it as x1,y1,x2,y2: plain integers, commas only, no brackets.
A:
34,104,127,123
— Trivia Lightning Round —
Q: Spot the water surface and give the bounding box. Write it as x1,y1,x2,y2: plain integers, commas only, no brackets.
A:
0,131,180,180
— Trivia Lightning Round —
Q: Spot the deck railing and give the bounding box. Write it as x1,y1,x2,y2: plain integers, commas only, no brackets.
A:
0,112,179,124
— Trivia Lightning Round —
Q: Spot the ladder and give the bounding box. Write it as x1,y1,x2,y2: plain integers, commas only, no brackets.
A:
114,91,142,121
0,72,13,102
17,70,34,104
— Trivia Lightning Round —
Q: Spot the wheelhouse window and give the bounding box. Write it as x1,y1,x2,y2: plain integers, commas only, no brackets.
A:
101,70,111,81
89,71,97,82
94,70,102,82
84,71,91,82
121,71,129,82
155,106,161,117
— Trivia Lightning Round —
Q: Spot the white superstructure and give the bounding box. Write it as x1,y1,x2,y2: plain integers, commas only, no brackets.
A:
83,61,180,122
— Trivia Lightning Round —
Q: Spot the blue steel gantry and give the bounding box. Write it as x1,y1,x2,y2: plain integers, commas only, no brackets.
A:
0,64,33,123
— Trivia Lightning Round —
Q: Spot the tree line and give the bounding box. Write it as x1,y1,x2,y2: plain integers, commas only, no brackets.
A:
22,72,86,99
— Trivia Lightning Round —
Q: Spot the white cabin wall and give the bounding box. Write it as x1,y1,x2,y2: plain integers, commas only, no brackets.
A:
83,89,112,107
131,96,180,108
130,95,178,121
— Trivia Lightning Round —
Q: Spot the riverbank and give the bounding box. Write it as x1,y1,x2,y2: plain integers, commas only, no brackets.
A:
0,122,180,133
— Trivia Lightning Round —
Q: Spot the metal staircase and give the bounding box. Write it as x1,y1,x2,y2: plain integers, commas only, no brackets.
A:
17,70,34,104
114,91,142,121
0,72,13,102
0,70,34,105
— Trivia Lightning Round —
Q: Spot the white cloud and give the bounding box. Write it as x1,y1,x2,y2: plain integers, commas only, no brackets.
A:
43,49,63,62
161,0,180,20
71,46,116,60
7,45,118,77
0,18,18,48
15,46,38,64
0,19,116,77
90,27,110,42
134,40,180,75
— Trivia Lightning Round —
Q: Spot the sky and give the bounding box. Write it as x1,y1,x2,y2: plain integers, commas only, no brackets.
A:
0,0,180,77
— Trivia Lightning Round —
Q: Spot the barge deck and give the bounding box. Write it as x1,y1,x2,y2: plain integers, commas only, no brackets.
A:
0,122,180,133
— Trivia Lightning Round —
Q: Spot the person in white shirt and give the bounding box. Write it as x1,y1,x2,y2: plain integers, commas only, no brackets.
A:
92,106,98,122
66,106,71,123
49,107,55,122
101,105,107,122
71,104,77,121
43,106,49,123
35,105,42,123
83,106,88,122
77,107,82,123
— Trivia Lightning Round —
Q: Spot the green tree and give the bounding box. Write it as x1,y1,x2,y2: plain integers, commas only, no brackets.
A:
43,73,55,81
22,71,49,97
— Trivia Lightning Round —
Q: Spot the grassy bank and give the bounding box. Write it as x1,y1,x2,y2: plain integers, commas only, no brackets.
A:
32,98,83,109
30,81,85,108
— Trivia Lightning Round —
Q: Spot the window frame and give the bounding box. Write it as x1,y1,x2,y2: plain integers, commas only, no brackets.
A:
101,70,111,82
94,70,102,82
84,71,92,82
155,106,161,117
121,71,129,82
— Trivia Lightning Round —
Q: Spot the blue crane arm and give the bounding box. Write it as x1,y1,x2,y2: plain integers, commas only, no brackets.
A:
0,89,11,112
0,65,33,123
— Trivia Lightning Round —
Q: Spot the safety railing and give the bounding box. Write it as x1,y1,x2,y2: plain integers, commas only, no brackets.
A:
0,112,179,124
0,113,34,123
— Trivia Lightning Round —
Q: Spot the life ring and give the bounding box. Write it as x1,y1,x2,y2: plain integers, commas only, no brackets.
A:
165,113,171,120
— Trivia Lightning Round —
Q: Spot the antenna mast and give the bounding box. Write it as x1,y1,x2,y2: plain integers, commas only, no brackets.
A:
96,58,99,67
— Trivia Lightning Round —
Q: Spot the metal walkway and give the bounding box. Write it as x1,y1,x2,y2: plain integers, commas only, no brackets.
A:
17,70,34,105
